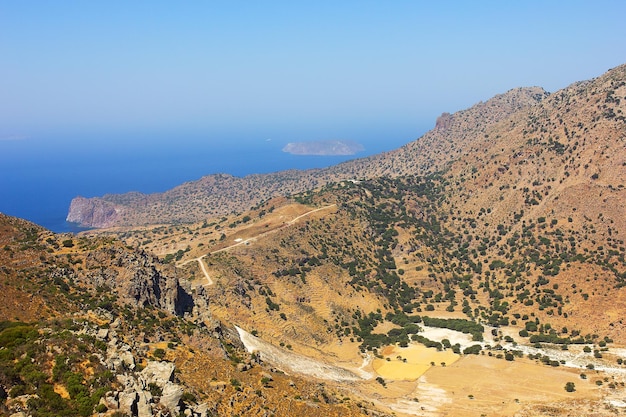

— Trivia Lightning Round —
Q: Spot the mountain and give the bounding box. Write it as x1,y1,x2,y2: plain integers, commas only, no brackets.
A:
66,86,548,228
69,64,625,231
5,64,626,416
0,213,370,416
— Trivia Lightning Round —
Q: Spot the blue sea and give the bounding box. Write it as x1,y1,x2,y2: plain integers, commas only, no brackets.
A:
0,128,423,233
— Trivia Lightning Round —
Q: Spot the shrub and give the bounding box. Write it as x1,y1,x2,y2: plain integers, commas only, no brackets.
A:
153,348,166,360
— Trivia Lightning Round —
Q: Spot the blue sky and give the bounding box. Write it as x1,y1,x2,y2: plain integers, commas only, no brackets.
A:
1,1,626,141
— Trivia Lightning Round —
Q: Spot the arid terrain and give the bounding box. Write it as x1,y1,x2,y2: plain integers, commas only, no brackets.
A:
2,64,626,416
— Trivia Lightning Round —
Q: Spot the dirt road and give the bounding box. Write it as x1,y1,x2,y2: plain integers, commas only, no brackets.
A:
177,204,336,286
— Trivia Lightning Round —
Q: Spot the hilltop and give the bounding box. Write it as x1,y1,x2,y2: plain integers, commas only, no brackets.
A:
72,58,625,232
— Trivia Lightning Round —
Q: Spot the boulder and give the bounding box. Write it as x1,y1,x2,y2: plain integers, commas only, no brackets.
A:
193,402,210,417
136,390,153,417
118,390,138,415
101,392,119,410
119,350,136,370
97,328,109,340
160,382,183,413
141,361,175,386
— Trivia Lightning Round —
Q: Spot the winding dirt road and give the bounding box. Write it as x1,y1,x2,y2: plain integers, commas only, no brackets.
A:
177,204,336,286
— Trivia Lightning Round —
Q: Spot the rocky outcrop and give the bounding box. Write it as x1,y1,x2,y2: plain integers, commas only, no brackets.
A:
109,357,201,417
434,112,452,130
94,318,207,417
83,246,196,316
66,196,123,228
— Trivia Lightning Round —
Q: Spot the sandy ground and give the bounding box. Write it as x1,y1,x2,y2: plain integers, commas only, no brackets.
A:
373,344,459,381
426,354,600,417
234,323,626,417
420,325,475,347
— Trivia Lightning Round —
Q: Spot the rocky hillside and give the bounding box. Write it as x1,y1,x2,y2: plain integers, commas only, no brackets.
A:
67,83,549,228
0,214,374,417
108,170,626,415
8,63,626,416
69,64,625,230
83,62,626,416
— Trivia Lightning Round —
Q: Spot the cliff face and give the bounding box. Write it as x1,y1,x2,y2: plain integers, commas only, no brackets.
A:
66,195,123,228
0,213,198,321
82,246,196,316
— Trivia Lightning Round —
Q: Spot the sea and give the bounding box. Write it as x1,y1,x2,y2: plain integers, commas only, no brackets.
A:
0,128,423,233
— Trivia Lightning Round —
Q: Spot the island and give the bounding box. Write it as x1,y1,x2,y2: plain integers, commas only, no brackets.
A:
282,140,364,156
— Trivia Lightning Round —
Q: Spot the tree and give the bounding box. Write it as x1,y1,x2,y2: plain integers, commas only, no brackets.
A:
564,382,575,392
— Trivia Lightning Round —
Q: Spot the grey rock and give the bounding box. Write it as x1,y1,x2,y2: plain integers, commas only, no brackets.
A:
97,328,109,340
141,361,175,386
137,390,153,417
160,382,183,414
118,391,138,415
101,393,119,409
66,196,122,228
107,354,123,371
193,403,210,417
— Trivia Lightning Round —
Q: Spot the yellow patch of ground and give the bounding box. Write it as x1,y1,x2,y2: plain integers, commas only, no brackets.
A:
54,383,70,399
424,355,601,417
373,344,459,381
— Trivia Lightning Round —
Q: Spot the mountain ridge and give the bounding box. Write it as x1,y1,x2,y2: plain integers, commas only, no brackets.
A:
66,85,550,228
4,63,626,416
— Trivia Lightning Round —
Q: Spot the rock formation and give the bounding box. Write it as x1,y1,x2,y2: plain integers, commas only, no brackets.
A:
66,196,123,228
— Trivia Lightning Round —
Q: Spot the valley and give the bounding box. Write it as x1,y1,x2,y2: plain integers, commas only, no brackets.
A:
116,188,626,416
2,64,626,416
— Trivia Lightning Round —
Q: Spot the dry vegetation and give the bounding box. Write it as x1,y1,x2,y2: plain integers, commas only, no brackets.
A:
102,64,626,416
3,64,626,416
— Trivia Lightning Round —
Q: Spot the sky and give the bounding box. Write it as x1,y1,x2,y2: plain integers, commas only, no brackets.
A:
1,1,626,141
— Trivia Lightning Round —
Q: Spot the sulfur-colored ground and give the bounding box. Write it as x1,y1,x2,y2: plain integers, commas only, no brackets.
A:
373,344,460,381
417,354,602,417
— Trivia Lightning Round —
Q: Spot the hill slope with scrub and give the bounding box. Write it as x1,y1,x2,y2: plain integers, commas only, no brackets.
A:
3,63,626,416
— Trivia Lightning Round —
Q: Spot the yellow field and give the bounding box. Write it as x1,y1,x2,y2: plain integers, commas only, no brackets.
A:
373,344,459,381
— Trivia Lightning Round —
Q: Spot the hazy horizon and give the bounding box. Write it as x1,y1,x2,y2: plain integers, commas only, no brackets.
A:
2,1,626,230
1,1,626,141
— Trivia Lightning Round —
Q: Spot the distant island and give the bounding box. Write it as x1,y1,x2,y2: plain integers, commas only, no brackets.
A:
282,140,364,156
